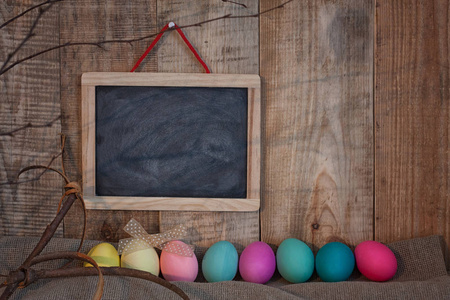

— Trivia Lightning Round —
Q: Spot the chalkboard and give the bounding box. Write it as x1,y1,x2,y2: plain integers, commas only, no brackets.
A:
81,73,260,211
95,86,248,198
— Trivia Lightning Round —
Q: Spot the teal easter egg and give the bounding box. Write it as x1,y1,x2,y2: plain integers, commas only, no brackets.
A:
316,242,355,282
202,241,238,282
276,238,314,283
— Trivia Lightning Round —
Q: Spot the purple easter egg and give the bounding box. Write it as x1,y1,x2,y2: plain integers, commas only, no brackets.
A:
239,241,276,284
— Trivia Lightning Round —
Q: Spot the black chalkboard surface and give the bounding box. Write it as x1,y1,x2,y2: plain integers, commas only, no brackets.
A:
95,86,248,198
81,72,260,211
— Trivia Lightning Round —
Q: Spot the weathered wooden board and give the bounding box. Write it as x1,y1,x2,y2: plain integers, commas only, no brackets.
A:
0,1,62,237
157,0,260,256
60,0,160,240
260,0,374,249
375,0,450,268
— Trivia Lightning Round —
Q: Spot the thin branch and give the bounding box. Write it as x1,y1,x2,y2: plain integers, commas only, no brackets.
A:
3,252,103,300
0,42,104,76
0,151,63,187
0,2,56,73
59,134,67,178
1,193,189,299
0,130,64,187
0,115,61,137
0,0,294,76
222,0,247,8
38,267,190,300
17,165,69,184
25,195,77,267
31,252,104,300
0,193,78,300
228,0,294,18
0,0,63,30
4,266,189,300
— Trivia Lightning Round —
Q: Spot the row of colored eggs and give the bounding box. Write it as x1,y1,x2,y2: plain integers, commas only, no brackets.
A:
85,239,397,283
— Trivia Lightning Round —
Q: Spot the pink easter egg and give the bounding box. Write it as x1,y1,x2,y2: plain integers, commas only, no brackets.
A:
239,241,276,284
355,240,397,282
160,241,198,282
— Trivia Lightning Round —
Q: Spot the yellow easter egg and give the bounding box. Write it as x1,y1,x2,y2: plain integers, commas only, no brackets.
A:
84,243,120,267
121,246,160,276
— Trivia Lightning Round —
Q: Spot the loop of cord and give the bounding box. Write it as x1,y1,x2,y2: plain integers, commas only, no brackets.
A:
130,22,211,73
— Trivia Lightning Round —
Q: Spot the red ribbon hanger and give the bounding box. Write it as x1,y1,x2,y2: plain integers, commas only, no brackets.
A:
130,22,211,73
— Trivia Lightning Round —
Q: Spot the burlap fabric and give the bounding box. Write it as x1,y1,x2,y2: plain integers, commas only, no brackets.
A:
1,235,449,299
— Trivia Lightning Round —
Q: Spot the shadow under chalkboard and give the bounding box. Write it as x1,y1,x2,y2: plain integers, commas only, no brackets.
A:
95,86,248,199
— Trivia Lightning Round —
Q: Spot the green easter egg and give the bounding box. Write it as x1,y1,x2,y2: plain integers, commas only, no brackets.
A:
276,238,314,283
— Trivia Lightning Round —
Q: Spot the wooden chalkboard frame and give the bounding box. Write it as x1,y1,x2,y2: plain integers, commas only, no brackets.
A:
81,72,260,211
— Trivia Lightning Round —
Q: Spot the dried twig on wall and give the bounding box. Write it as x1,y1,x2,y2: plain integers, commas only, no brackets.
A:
0,0,294,76
0,0,63,29
0,1,59,74
0,115,61,137
222,0,248,9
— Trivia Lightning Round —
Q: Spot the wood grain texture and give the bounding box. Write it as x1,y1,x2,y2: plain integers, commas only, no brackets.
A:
375,0,450,268
60,0,160,241
157,0,260,256
0,1,63,237
260,0,374,249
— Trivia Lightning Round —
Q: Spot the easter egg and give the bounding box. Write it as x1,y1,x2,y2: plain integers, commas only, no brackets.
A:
160,241,198,282
315,242,355,282
239,241,276,284
120,241,160,276
202,241,238,282
84,243,120,267
276,238,314,283
355,240,397,281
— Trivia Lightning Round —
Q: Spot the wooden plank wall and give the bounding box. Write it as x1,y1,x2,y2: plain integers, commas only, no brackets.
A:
260,0,374,251
59,0,161,242
0,1,63,237
1,0,449,267
375,0,450,269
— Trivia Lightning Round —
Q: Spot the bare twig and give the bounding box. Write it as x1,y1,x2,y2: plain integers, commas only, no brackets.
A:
0,151,63,187
2,251,104,300
17,165,69,184
0,166,190,299
0,42,104,75
0,2,57,74
227,0,293,18
0,193,78,300
0,0,63,30
0,0,294,76
0,131,65,188
4,266,189,300
59,134,67,178
43,267,190,300
222,0,247,8
0,115,61,137
32,252,104,300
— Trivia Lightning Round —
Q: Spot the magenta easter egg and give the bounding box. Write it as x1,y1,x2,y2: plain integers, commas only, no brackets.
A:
355,241,397,282
160,241,198,282
239,241,276,284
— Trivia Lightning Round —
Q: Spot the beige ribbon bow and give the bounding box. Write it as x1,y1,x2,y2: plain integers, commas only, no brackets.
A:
118,218,194,257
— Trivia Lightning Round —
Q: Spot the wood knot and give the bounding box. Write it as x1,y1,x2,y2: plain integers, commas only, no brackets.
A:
312,223,320,230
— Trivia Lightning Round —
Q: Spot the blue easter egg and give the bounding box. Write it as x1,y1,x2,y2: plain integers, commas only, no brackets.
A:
202,241,238,282
276,238,314,283
315,242,355,282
